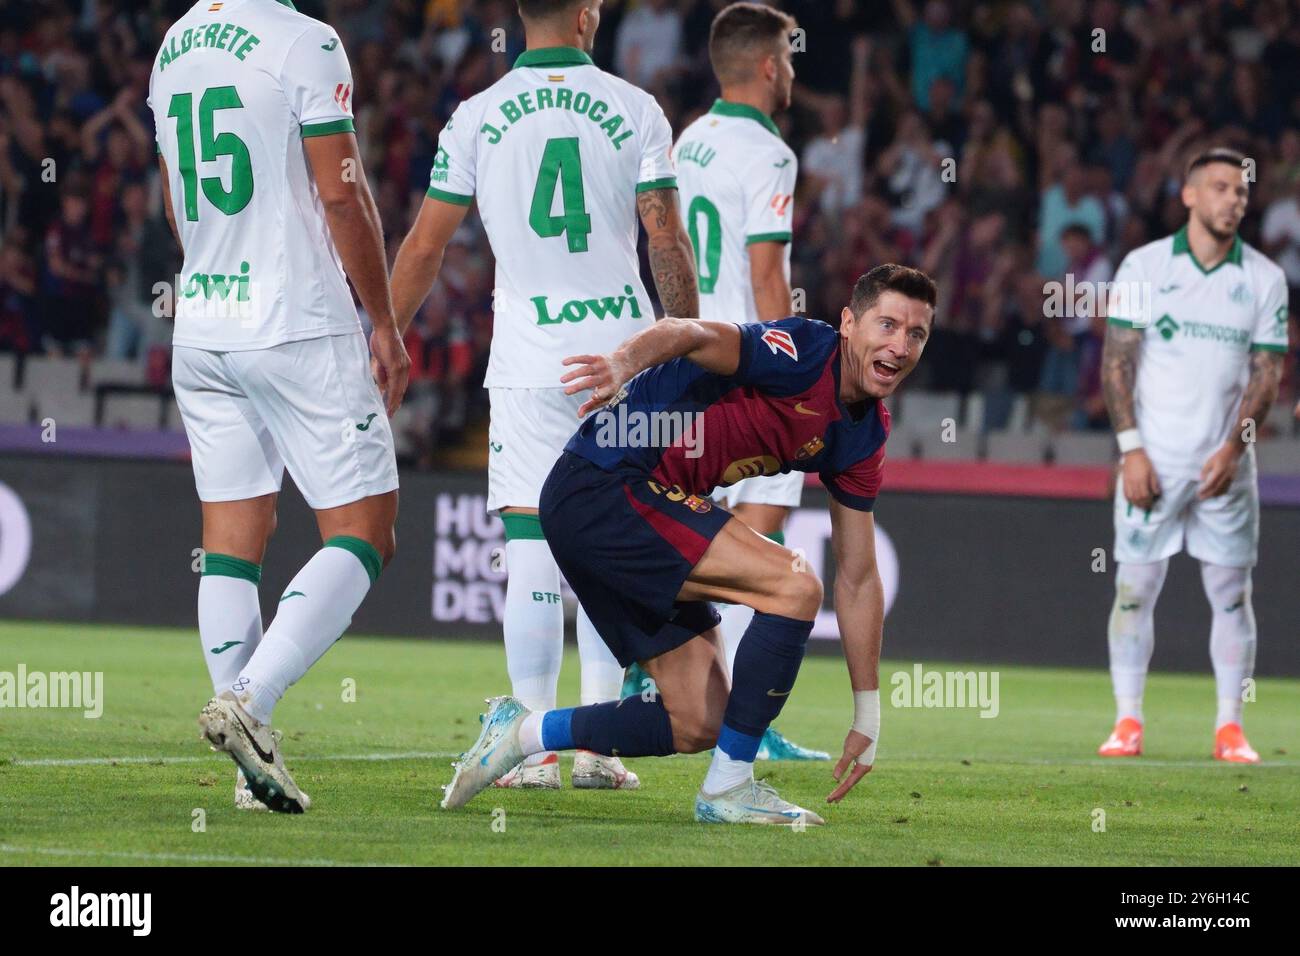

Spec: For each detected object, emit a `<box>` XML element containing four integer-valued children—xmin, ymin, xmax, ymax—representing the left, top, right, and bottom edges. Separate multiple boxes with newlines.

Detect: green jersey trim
<box><xmin>746</xmin><ymin>231</ymin><xmax>793</xmax><ymax>245</ymax></box>
<box><xmin>301</xmin><ymin>118</ymin><xmax>354</xmax><ymax>138</ymax></box>
<box><xmin>1250</xmin><ymin>342</ymin><xmax>1287</xmax><ymax>353</ymax></box>
<box><xmin>636</xmin><ymin>177</ymin><xmax>678</xmax><ymax>194</ymax></box>
<box><xmin>276</xmin><ymin>0</ymin><xmax>297</xmax><ymax>9</ymax></box>
<box><xmin>513</xmin><ymin>46</ymin><xmax>595</xmax><ymax>70</ymax></box>
<box><xmin>708</xmin><ymin>98</ymin><xmax>781</xmax><ymax>139</ymax></box>
<box><xmin>1172</xmin><ymin>225</ymin><xmax>1243</xmax><ymax>274</ymax></box>
<box><xmin>1107</xmin><ymin>317</ymin><xmax>1140</xmax><ymax>329</ymax></box>
<box><xmin>426</xmin><ymin>186</ymin><xmax>473</xmax><ymax>206</ymax></box>
<box><xmin>324</xmin><ymin>535</ymin><xmax>383</xmax><ymax>584</ymax></box>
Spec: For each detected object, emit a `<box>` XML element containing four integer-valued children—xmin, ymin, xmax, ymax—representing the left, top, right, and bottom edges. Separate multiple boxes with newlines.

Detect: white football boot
<box><xmin>441</xmin><ymin>696</ymin><xmax>529</xmax><ymax>809</ymax></box>
<box><xmin>494</xmin><ymin>752</ymin><xmax>561</xmax><ymax>789</ymax></box>
<box><xmin>198</xmin><ymin>691</ymin><xmax>311</xmax><ymax>814</ymax></box>
<box><xmin>572</xmin><ymin>750</ymin><xmax>641</xmax><ymax>790</ymax></box>
<box><xmin>234</xmin><ymin>768</ymin><xmax>268</xmax><ymax>811</ymax></box>
<box><xmin>694</xmin><ymin>778</ymin><xmax>824</xmax><ymax>826</ymax></box>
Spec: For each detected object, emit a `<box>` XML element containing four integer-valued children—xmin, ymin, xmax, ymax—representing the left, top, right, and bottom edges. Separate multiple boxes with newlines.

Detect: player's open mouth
<box><xmin>872</xmin><ymin>359</ymin><xmax>901</xmax><ymax>383</ymax></box>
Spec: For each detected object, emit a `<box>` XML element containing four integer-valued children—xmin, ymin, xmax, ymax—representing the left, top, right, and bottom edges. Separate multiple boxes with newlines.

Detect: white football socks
<box><xmin>1202</xmin><ymin>562</ymin><xmax>1255</xmax><ymax>730</ymax></box>
<box><xmin>502</xmin><ymin>531</ymin><xmax>563</xmax><ymax>765</ymax></box>
<box><xmin>236</xmin><ymin>537</ymin><xmax>380</xmax><ymax>724</ymax></box>
<box><xmin>1108</xmin><ymin>559</ymin><xmax>1167</xmax><ymax>723</ymax></box>
<box><xmin>577</xmin><ymin>606</ymin><xmax>623</xmax><ymax>706</ymax></box>
<box><xmin>198</xmin><ymin>555</ymin><xmax>264</xmax><ymax>693</ymax></box>
<box><xmin>702</xmin><ymin>747</ymin><xmax>754</xmax><ymax>796</ymax></box>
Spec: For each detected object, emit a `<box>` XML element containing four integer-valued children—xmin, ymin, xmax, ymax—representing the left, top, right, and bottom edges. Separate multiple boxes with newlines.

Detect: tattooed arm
<box><xmin>1103</xmin><ymin>323</ymin><xmax>1162</xmax><ymax>509</ymax></box>
<box><xmin>1199</xmin><ymin>349</ymin><xmax>1283</xmax><ymax>499</ymax></box>
<box><xmin>1101</xmin><ymin>323</ymin><xmax>1142</xmax><ymax>432</ymax></box>
<box><xmin>637</xmin><ymin>187</ymin><xmax>699</xmax><ymax>319</ymax></box>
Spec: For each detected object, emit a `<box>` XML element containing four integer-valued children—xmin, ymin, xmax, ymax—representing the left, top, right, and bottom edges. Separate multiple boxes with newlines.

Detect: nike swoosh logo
<box><xmin>793</xmin><ymin>402</ymin><xmax>820</xmax><ymax>416</ymax></box>
<box><xmin>766</xmin><ymin>688</ymin><xmax>792</xmax><ymax>697</ymax></box>
<box><xmin>1118</xmin><ymin>603</ymin><xmax>1140</xmax><ymax>611</ymax></box>
<box><xmin>490</xmin><ymin>442</ymin><xmax>503</xmax><ymax>452</ymax></box>
<box><xmin>209</xmin><ymin>640</ymin><xmax>244</xmax><ymax>654</ymax></box>
<box><xmin>280</xmin><ymin>591</ymin><xmax>305</xmax><ymax>602</ymax></box>
<box><xmin>1225</xmin><ymin>600</ymin><xmax>1244</xmax><ymax>612</ymax></box>
<box><xmin>356</xmin><ymin>412</ymin><xmax>379</xmax><ymax>431</ymax></box>
<box><xmin>1158</xmin><ymin>284</ymin><xmax>1179</xmax><ymax>293</ymax></box>
<box><xmin>233</xmin><ymin>711</ymin><xmax>276</xmax><ymax>765</ymax></box>
<box><xmin>774</xmin><ymin>158</ymin><xmax>790</xmax><ymax>168</ymax></box>
<box><xmin>321</xmin><ymin>38</ymin><xmax>338</xmax><ymax>51</ymax></box>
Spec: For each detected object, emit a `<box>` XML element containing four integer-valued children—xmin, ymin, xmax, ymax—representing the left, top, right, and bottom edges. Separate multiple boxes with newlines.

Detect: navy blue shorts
<box><xmin>540</xmin><ymin>451</ymin><xmax>731</xmax><ymax>667</ymax></box>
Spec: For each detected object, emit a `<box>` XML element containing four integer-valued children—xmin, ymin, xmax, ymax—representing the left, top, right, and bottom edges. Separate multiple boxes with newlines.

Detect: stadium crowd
<box><xmin>2</xmin><ymin>0</ymin><xmax>1300</xmax><ymax>459</ymax></box>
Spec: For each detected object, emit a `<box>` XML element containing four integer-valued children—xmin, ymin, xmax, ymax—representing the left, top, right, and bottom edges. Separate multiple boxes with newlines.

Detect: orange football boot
<box><xmin>1214</xmin><ymin>723</ymin><xmax>1259</xmax><ymax>763</ymax></box>
<box><xmin>1098</xmin><ymin>717</ymin><xmax>1143</xmax><ymax>756</ymax></box>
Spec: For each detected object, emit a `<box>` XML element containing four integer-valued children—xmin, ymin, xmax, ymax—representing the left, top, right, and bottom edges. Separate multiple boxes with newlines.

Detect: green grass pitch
<box><xmin>1</xmin><ymin>621</ymin><xmax>1297</xmax><ymax>866</ymax></box>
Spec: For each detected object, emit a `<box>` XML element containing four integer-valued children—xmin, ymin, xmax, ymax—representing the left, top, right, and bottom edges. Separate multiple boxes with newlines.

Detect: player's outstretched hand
<box><xmin>370</xmin><ymin>326</ymin><xmax>411</xmax><ymax>417</ymax></box>
<box><xmin>561</xmin><ymin>353</ymin><xmax>632</xmax><ymax>417</ymax></box>
<box><xmin>1120</xmin><ymin>448</ymin><xmax>1161</xmax><ymax>510</ymax></box>
<box><xmin>826</xmin><ymin>729</ymin><xmax>873</xmax><ymax>804</ymax></box>
<box><xmin>1197</xmin><ymin>442</ymin><xmax>1240</xmax><ymax>500</ymax></box>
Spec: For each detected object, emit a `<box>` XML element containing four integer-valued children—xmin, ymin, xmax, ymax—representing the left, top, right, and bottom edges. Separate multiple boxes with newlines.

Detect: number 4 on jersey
<box><xmin>529</xmin><ymin>137</ymin><xmax>591</xmax><ymax>253</ymax></box>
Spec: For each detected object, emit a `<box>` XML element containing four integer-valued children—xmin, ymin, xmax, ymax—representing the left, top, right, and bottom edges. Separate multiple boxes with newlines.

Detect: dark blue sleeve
<box><xmin>733</xmin><ymin>317</ymin><xmax>838</xmax><ymax>397</ymax></box>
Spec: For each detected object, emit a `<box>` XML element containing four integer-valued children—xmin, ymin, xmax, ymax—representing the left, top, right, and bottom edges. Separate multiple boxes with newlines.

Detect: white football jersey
<box><xmin>673</xmin><ymin>100</ymin><xmax>796</xmax><ymax>325</ymax></box>
<box><xmin>429</xmin><ymin>46</ymin><xmax>676</xmax><ymax>388</ymax></box>
<box><xmin>1108</xmin><ymin>227</ymin><xmax>1289</xmax><ymax>479</ymax></box>
<box><xmin>148</xmin><ymin>0</ymin><xmax>360</xmax><ymax>350</ymax></box>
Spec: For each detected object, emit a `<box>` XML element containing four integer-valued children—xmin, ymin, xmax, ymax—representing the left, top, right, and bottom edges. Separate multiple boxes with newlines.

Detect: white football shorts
<box><xmin>487</xmin><ymin>386</ymin><xmax>587</xmax><ymax>514</ymax></box>
<box><xmin>1113</xmin><ymin>469</ymin><xmax>1259</xmax><ymax>568</ymax></box>
<box><xmin>172</xmin><ymin>332</ymin><xmax>398</xmax><ymax>510</ymax></box>
<box><xmin>716</xmin><ymin>470</ymin><xmax>806</xmax><ymax>510</ymax></box>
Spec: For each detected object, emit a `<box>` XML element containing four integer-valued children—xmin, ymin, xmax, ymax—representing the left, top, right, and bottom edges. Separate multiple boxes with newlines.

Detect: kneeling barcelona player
<box><xmin>441</xmin><ymin>264</ymin><xmax>936</xmax><ymax>824</ymax></box>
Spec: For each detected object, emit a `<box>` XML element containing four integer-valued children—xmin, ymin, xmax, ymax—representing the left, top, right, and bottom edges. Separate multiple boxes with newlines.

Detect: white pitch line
<box><xmin>8</xmin><ymin>750</ymin><xmax>458</xmax><ymax>768</ymax></box>
<box><xmin>0</xmin><ymin>844</ymin><xmax>407</xmax><ymax>867</ymax></box>
<box><xmin>880</xmin><ymin>753</ymin><xmax>1295</xmax><ymax>769</ymax></box>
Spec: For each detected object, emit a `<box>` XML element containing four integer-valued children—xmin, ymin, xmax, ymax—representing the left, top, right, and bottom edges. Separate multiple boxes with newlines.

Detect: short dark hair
<box><xmin>708</xmin><ymin>2</ymin><xmax>796</xmax><ymax>87</ymax></box>
<box><xmin>517</xmin><ymin>0</ymin><xmax>588</xmax><ymax>21</ymax></box>
<box><xmin>849</xmin><ymin>264</ymin><xmax>938</xmax><ymax>317</ymax></box>
<box><xmin>1185</xmin><ymin>146</ymin><xmax>1247</xmax><ymax>181</ymax></box>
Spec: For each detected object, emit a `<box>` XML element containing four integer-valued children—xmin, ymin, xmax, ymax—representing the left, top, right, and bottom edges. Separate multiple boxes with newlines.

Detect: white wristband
<box><xmin>852</xmin><ymin>689</ymin><xmax>880</xmax><ymax>765</ymax></box>
<box><xmin>1116</xmin><ymin>428</ymin><xmax>1143</xmax><ymax>454</ymax></box>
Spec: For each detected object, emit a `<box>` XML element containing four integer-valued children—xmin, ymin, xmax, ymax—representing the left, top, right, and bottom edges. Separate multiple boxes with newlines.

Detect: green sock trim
<box><xmin>501</xmin><ymin>513</ymin><xmax>546</xmax><ymax>541</ymax></box>
<box><xmin>324</xmin><ymin>535</ymin><xmax>382</xmax><ymax>585</ymax></box>
<box><xmin>202</xmin><ymin>553</ymin><xmax>261</xmax><ymax>584</ymax></box>
<box><xmin>764</xmin><ymin>530</ymin><xmax>785</xmax><ymax>546</ymax></box>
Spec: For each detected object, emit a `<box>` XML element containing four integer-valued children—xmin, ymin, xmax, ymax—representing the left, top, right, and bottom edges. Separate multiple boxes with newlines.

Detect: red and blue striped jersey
<box><xmin>565</xmin><ymin>317</ymin><xmax>889</xmax><ymax>511</ymax></box>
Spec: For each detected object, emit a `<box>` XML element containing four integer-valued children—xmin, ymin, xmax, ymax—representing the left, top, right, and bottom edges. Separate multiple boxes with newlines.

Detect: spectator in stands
<box><xmin>1262</xmin><ymin>169</ymin><xmax>1300</xmax><ymax>304</ymax></box>
<box><xmin>1036</xmin><ymin>151</ymin><xmax>1106</xmax><ymax>278</ymax></box>
<box><xmin>877</xmin><ymin>108</ymin><xmax>952</xmax><ymax>238</ymax></box>
<box><xmin>0</xmin><ymin>231</ymin><xmax>37</xmax><ymax>354</ymax></box>
<box><xmin>105</xmin><ymin>181</ymin><xmax>174</xmax><ymax>361</ymax></box>
<box><xmin>799</xmin><ymin>36</ymin><xmax>870</xmax><ymax>219</ymax></box>
<box><xmin>614</xmin><ymin>0</ymin><xmax>684</xmax><ymax>92</ymax></box>
<box><xmin>893</xmin><ymin>0</ymin><xmax>969</xmax><ymax>111</ymax></box>
<box><xmin>40</xmin><ymin>184</ymin><xmax>100</xmax><ymax>358</ymax></box>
